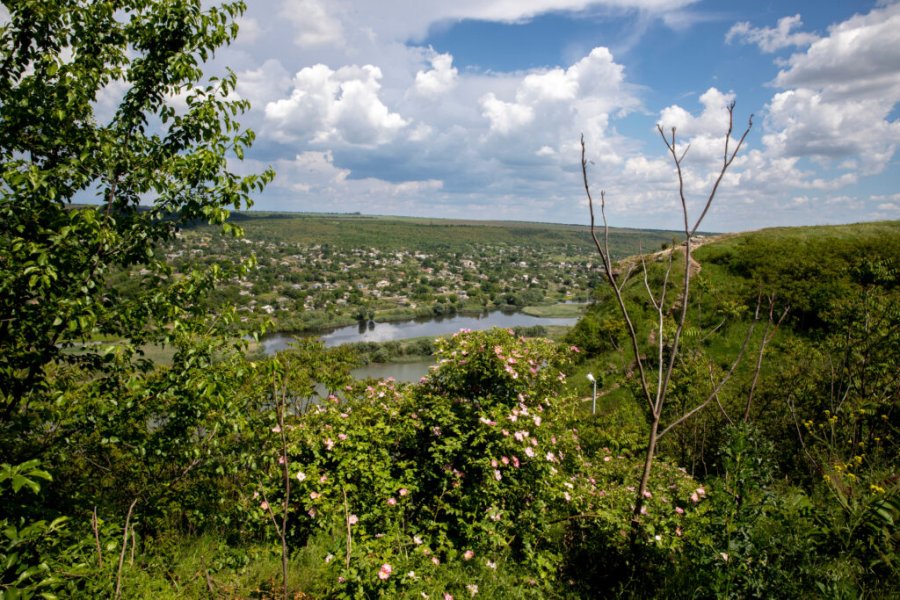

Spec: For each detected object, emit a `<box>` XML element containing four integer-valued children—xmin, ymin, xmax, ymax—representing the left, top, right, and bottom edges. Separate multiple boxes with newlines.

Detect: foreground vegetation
<box><xmin>4</xmin><ymin>220</ymin><xmax>897</xmax><ymax>598</ymax></box>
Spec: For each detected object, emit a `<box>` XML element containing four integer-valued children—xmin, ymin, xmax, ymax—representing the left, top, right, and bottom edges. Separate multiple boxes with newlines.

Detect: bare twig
<box><xmin>743</xmin><ymin>295</ymin><xmax>790</xmax><ymax>422</ymax></box>
<box><xmin>710</xmin><ymin>364</ymin><xmax>735</xmax><ymax>425</ymax></box>
<box><xmin>581</xmin><ymin>104</ymin><xmax>753</xmax><ymax>527</ymax></box>
<box><xmin>200</xmin><ymin>555</ymin><xmax>217</xmax><ymax>596</ymax></box>
<box><xmin>129</xmin><ymin>526</ymin><xmax>135</xmax><ymax>566</ymax></box>
<box><xmin>114</xmin><ymin>498</ymin><xmax>138</xmax><ymax>600</ymax></box>
<box><xmin>582</xmin><ymin>135</ymin><xmax>653</xmax><ymax>414</ymax></box>
<box><xmin>92</xmin><ymin>506</ymin><xmax>103</xmax><ymax>569</ymax></box>
<box><xmin>343</xmin><ymin>489</ymin><xmax>352</xmax><ymax>569</ymax></box>
<box><xmin>660</xmin><ymin>294</ymin><xmax>762</xmax><ymax>438</ymax></box>
<box><xmin>274</xmin><ymin>369</ymin><xmax>291</xmax><ymax>600</ymax></box>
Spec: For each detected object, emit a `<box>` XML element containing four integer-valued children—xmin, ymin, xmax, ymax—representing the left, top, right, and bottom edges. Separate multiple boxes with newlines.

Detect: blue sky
<box><xmin>209</xmin><ymin>0</ymin><xmax>899</xmax><ymax>231</ymax></box>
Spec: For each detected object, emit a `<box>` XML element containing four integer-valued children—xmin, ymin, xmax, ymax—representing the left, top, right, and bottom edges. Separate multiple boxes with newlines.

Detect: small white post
<box><xmin>587</xmin><ymin>373</ymin><xmax>597</xmax><ymax>415</ymax></box>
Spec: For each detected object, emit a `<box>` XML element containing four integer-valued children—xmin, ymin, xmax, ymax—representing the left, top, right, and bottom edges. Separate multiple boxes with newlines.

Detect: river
<box><xmin>261</xmin><ymin>310</ymin><xmax>579</xmax><ymax>355</ymax></box>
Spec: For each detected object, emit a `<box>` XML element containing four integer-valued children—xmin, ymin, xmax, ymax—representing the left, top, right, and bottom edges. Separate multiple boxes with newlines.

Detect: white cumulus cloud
<box><xmin>278</xmin><ymin>0</ymin><xmax>344</xmax><ymax>47</ymax></box>
<box><xmin>774</xmin><ymin>4</ymin><xmax>900</xmax><ymax>100</ymax></box>
<box><xmin>412</xmin><ymin>52</ymin><xmax>459</xmax><ymax>98</ymax></box>
<box><xmin>757</xmin><ymin>4</ymin><xmax>900</xmax><ymax>182</ymax></box>
<box><xmin>725</xmin><ymin>15</ymin><xmax>819</xmax><ymax>52</ymax></box>
<box><xmin>265</xmin><ymin>64</ymin><xmax>409</xmax><ymax>146</ymax></box>
<box><xmin>480</xmin><ymin>93</ymin><xmax>536</xmax><ymax>134</ymax></box>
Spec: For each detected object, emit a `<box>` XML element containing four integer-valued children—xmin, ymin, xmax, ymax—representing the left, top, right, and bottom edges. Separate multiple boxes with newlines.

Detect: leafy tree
<box><xmin>0</xmin><ymin>1</ymin><xmax>271</xmax><ymax>594</ymax></box>
<box><xmin>0</xmin><ymin>0</ymin><xmax>273</xmax><ymax>414</ymax></box>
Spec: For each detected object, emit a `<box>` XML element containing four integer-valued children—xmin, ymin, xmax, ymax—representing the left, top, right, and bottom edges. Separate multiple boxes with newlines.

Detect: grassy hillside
<box><xmin>569</xmin><ymin>221</ymin><xmax>899</xmax><ymax>476</ymax></box>
<box><xmin>208</xmin><ymin>211</ymin><xmax>681</xmax><ymax>258</ymax></box>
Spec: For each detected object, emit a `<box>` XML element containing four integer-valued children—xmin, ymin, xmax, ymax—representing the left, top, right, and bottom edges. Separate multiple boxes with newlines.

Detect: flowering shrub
<box><xmin>254</xmin><ymin>328</ymin><xmax>581</xmax><ymax>596</ymax></box>
<box><xmin>559</xmin><ymin>451</ymin><xmax>708</xmax><ymax>595</ymax></box>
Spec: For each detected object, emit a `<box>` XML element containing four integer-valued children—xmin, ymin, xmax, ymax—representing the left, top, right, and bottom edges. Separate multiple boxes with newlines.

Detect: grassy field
<box><xmin>216</xmin><ymin>211</ymin><xmax>682</xmax><ymax>258</ymax></box>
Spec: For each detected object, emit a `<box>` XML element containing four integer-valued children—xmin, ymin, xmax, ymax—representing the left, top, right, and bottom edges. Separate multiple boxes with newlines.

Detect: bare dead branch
<box><xmin>787</xmin><ymin>394</ymin><xmax>817</xmax><ymax>469</ymax></box>
<box><xmin>690</xmin><ymin>104</ymin><xmax>753</xmax><ymax>236</ymax></box>
<box><xmin>92</xmin><ymin>506</ymin><xmax>103</xmax><ymax>569</ymax></box>
<box><xmin>582</xmin><ymin>135</ymin><xmax>654</xmax><ymax>412</ymax></box>
<box><xmin>710</xmin><ymin>364</ymin><xmax>735</xmax><ymax>425</ymax></box>
<box><xmin>114</xmin><ymin>498</ymin><xmax>139</xmax><ymax>600</ymax></box>
<box><xmin>582</xmin><ymin>105</ymin><xmax>752</xmax><ymax>527</ymax></box>
<box><xmin>274</xmin><ymin>370</ymin><xmax>291</xmax><ymax>599</ymax></box>
<box><xmin>343</xmin><ymin>488</ymin><xmax>353</xmax><ymax>569</ymax></box>
<box><xmin>744</xmin><ymin>295</ymin><xmax>790</xmax><ymax>422</ymax></box>
<box><xmin>659</xmin><ymin>299</ymin><xmax>761</xmax><ymax>439</ymax></box>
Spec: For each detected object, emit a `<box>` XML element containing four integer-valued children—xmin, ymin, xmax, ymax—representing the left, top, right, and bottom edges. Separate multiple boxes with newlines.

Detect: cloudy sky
<box><xmin>210</xmin><ymin>0</ymin><xmax>899</xmax><ymax>231</ymax></box>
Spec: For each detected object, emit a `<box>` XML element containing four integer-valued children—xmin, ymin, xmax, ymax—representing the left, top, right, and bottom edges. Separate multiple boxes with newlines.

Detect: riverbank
<box><xmin>521</xmin><ymin>303</ymin><xmax>587</xmax><ymax>318</ymax></box>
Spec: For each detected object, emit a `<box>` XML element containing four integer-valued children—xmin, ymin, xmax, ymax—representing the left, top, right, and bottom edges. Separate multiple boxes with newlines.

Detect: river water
<box><xmin>261</xmin><ymin>310</ymin><xmax>579</xmax><ymax>355</ymax></box>
<box><xmin>351</xmin><ymin>361</ymin><xmax>433</xmax><ymax>383</ymax></box>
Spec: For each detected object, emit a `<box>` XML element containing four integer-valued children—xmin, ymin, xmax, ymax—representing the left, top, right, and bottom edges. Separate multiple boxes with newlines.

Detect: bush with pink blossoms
<box><xmin>256</xmin><ymin>328</ymin><xmax>582</xmax><ymax>596</ymax></box>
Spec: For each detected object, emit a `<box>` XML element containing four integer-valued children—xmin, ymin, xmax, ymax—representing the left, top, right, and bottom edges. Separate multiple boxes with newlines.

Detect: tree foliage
<box><xmin>0</xmin><ymin>1</ymin><xmax>273</xmax><ymax>595</ymax></box>
<box><xmin>0</xmin><ymin>0</ymin><xmax>272</xmax><ymax>410</ymax></box>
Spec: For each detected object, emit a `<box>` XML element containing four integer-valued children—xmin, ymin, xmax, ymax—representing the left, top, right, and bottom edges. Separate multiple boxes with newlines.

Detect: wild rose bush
<box><xmin>253</xmin><ymin>328</ymin><xmax>583</xmax><ymax>596</ymax></box>
<box><xmin>251</xmin><ymin>328</ymin><xmax>713</xmax><ymax>597</ymax></box>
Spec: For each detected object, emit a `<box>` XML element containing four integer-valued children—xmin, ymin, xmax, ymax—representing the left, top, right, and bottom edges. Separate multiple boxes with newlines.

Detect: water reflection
<box><xmin>262</xmin><ymin>310</ymin><xmax>578</xmax><ymax>354</ymax></box>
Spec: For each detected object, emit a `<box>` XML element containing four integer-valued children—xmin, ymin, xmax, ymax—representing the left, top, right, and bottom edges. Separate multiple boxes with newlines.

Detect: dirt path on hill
<box><xmin>612</xmin><ymin>233</ymin><xmax>732</xmax><ymax>278</ymax></box>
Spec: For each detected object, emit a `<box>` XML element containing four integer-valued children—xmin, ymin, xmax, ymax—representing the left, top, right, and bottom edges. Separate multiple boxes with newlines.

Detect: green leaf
<box><xmin>11</xmin><ymin>474</ymin><xmax>40</xmax><ymax>494</ymax></box>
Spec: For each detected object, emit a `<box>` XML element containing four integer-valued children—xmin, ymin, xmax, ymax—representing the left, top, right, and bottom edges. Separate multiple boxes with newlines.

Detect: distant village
<box><xmin>160</xmin><ymin>230</ymin><xmax>600</xmax><ymax>332</ymax></box>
